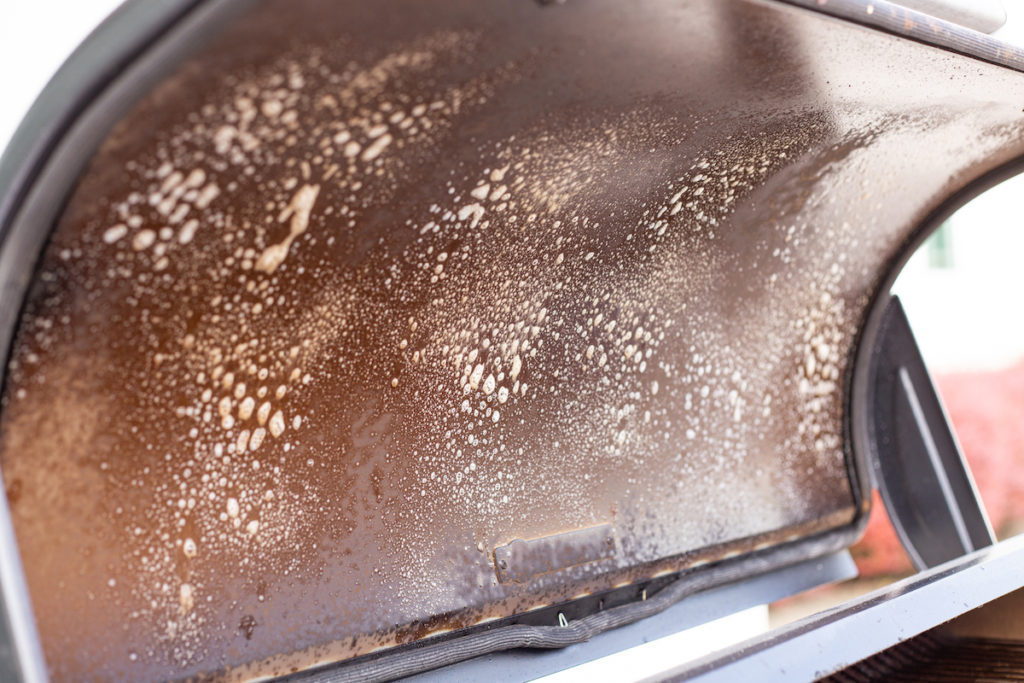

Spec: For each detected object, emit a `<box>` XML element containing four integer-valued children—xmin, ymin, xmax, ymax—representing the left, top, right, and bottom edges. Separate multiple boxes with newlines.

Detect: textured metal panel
<box><xmin>824</xmin><ymin>634</ymin><xmax>1024</xmax><ymax>681</ymax></box>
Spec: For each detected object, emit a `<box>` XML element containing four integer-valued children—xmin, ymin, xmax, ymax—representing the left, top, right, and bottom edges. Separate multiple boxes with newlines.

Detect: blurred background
<box><xmin>3</xmin><ymin>0</ymin><xmax>1024</xmax><ymax>678</ymax></box>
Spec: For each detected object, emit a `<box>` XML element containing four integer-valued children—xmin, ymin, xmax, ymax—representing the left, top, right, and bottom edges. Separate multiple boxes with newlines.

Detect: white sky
<box><xmin>0</xmin><ymin>0</ymin><xmax>123</xmax><ymax>157</ymax></box>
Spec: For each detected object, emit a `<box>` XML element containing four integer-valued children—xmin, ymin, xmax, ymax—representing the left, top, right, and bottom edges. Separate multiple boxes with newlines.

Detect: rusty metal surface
<box><xmin>2</xmin><ymin>0</ymin><xmax>1024</xmax><ymax>680</ymax></box>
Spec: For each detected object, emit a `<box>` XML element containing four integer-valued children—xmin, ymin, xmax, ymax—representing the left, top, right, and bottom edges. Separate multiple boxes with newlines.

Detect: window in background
<box><xmin>927</xmin><ymin>222</ymin><xmax>954</xmax><ymax>269</ymax></box>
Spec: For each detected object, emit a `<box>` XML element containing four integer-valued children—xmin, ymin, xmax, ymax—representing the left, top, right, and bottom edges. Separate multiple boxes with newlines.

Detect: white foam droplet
<box><xmin>238</xmin><ymin>396</ymin><xmax>255</xmax><ymax>420</ymax></box>
<box><xmin>269</xmin><ymin>410</ymin><xmax>286</xmax><ymax>437</ymax></box>
<box><xmin>178</xmin><ymin>219</ymin><xmax>200</xmax><ymax>245</ymax></box>
<box><xmin>250</xmin><ymin>427</ymin><xmax>266</xmax><ymax>451</ymax></box>
<box><xmin>469</xmin><ymin>363</ymin><xmax>485</xmax><ymax>390</ymax></box>
<box><xmin>361</xmin><ymin>133</ymin><xmax>392</xmax><ymax>161</ymax></box>
<box><xmin>256</xmin><ymin>184</ymin><xmax>320</xmax><ymax>273</ymax></box>
<box><xmin>131</xmin><ymin>230</ymin><xmax>156</xmax><ymax>251</ymax></box>
<box><xmin>257</xmin><ymin>401</ymin><xmax>272</xmax><ymax>425</ymax></box>
<box><xmin>470</xmin><ymin>183</ymin><xmax>490</xmax><ymax>201</ymax></box>
<box><xmin>179</xmin><ymin>583</ymin><xmax>194</xmax><ymax>613</ymax></box>
<box><xmin>103</xmin><ymin>224</ymin><xmax>128</xmax><ymax>244</ymax></box>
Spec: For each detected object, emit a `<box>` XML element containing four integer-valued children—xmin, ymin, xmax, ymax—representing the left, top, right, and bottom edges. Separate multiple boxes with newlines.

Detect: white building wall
<box><xmin>895</xmin><ymin>173</ymin><xmax>1024</xmax><ymax>373</ymax></box>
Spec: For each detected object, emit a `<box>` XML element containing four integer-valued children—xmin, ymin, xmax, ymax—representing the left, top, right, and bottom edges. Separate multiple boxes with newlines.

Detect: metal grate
<box><xmin>824</xmin><ymin>633</ymin><xmax>1024</xmax><ymax>682</ymax></box>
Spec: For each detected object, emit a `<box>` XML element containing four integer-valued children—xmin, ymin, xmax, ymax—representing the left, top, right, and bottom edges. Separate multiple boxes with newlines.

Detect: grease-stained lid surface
<box><xmin>3</xmin><ymin>0</ymin><xmax>1024</xmax><ymax>680</ymax></box>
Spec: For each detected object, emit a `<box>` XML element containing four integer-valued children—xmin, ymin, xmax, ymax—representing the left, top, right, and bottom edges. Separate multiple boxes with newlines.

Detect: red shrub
<box><xmin>850</xmin><ymin>362</ymin><xmax>1024</xmax><ymax>577</ymax></box>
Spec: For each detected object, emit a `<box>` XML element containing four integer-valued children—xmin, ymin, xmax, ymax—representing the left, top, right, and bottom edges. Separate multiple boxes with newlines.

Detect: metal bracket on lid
<box><xmin>863</xmin><ymin>295</ymin><xmax>994</xmax><ymax>569</ymax></box>
<box><xmin>493</xmin><ymin>524</ymin><xmax>617</xmax><ymax>584</ymax></box>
